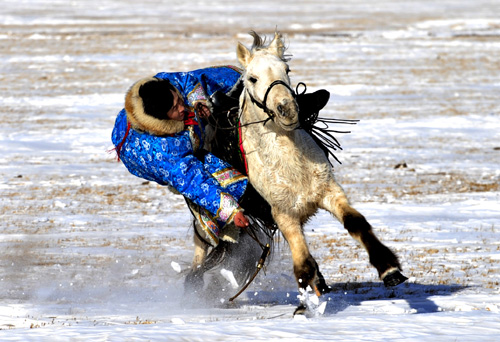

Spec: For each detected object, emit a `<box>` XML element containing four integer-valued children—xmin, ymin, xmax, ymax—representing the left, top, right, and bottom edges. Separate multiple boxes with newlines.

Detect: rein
<box><xmin>229</xmin><ymin>226</ymin><xmax>272</xmax><ymax>302</ymax></box>
<box><xmin>236</xmin><ymin>80</ymin><xmax>298</xmax><ymax>174</ymax></box>
<box><xmin>208</xmin><ymin>78</ymin><xmax>304</xmax><ymax>130</ymax></box>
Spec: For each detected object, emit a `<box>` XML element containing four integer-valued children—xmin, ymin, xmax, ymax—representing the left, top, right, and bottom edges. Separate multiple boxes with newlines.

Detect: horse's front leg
<box><xmin>272</xmin><ymin>209</ymin><xmax>330</xmax><ymax>296</ymax></box>
<box><xmin>320</xmin><ymin>181</ymin><xmax>408</xmax><ymax>287</ymax></box>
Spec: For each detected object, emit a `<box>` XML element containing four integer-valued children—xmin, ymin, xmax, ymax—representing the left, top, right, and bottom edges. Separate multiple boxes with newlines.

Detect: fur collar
<box><xmin>125</xmin><ymin>77</ymin><xmax>185</xmax><ymax>136</ymax></box>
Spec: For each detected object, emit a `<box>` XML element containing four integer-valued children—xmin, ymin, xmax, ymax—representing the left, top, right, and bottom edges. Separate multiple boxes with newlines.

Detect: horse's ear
<box><xmin>268</xmin><ymin>32</ymin><xmax>285</xmax><ymax>58</ymax></box>
<box><xmin>237</xmin><ymin>42</ymin><xmax>251</xmax><ymax>67</ymax></box>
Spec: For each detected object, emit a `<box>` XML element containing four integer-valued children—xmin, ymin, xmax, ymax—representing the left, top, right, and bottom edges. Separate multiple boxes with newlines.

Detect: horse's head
<box><xmin>237</xmin><ymin>31</ymin><xmax>299</xmax><ymax>131</ymax></box>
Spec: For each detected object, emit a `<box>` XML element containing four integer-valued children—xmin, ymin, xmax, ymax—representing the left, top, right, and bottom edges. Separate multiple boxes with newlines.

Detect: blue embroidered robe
<box><xmin>111</xmin><ymin>66</ymin><xmax>246</xmax><ymax>241</ymax></box>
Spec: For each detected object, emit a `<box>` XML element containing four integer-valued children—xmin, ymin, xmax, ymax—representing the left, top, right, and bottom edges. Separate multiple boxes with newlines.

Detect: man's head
<box><xmin>139</xmin><ymin>78</ymin><xmax>187</xmax><ymax>121</ymax></box>
<box><xmin>124</xmin><ymin>77</ymin><xmax>186</xmax><ymax>135</ymax></box>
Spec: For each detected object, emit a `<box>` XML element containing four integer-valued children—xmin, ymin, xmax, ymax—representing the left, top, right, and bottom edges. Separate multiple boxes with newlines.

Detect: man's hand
<box><xmin>234</xmin><ymin>211</ymin><xmax>249</xmax><ymax>228</ymax></box>
<box><xmin>196</xmin><ymin>103</ymin><xmax>211</xmax><ymax>119</ymax></box>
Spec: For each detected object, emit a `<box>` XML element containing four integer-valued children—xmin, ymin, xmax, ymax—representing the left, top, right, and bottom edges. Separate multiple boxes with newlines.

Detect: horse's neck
<box><xmin>240</xmin><ymin>99</ymin><xmax>296</xmax><ymax>161</ymax></box>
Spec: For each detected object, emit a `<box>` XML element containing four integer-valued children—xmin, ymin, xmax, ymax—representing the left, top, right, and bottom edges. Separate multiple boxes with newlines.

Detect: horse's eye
<box><xmin>248</xmin><ymin>76</ymin><xmax>258</xmax><ymax>84</ymax></box>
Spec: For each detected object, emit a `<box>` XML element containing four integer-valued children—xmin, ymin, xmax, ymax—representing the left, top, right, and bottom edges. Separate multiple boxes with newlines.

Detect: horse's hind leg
<box><xmin>272</xmin><ymin>209</ymin><xmax>330</xmax><ymax>296</ymax></box>
<box><xmin>320</xmin><ymin>182</ymin><xmax>407</xmax><ymax>287</ymax></box>
<box><xmin>343</xmin><ymin>209</ymin><xmax>408</xmax><ymax>286</ymax></box>
<box><xmin>184</xmin><ymin>220</ymin><xmax>209</xmax><ymax>294</ymax></box>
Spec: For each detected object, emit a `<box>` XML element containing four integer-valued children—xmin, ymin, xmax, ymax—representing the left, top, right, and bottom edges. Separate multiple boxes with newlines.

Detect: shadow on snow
<box><xmin>233</xmin><ymin>282</ymin><xmax>468</xmax><ymax>315</ymax></box>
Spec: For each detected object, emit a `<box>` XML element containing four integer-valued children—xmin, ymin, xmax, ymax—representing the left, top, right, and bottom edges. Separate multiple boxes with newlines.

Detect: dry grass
<box><xmin>1</xmin><ymin>2</ymin><xmax>499</xmax><ymax>313</ymax></box>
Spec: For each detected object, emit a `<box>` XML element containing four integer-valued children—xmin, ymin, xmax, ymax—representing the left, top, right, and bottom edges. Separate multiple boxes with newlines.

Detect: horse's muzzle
<box><xmin>276</xmin><ymin>99</ymin><xmax>299</xmax><ymax>130</ymax></box>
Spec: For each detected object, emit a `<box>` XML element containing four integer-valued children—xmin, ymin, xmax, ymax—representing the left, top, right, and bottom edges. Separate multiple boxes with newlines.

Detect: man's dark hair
<box><xmin>139</xmin><ymin>78</ymin><xmax>176</xmax><ymax>120</ymax></box>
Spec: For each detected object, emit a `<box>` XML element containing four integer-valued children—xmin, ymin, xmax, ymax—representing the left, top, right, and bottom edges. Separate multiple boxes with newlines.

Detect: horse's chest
<box><xmin>243</xmin><ymin>130</ymin><xmax>330</xmax><ymax>208</ymax></box>
<box><xmin>248</xmin><ymin>147</ymin><xmax>321</xmax><ymax>203</ymax></box>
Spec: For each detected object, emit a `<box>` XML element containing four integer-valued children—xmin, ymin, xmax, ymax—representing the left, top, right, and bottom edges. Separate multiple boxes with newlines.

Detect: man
<box><xmin>111</xmin><ymin>66</ymin><xmax>249</xmax><ymax>247</ymax></box>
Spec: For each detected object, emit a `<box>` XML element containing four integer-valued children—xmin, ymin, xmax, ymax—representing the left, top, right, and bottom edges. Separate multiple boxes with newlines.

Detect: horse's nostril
<box><xmin>277</xmin><ymin>104</ymin><xmax>286</xmax><ymax>117</ymax></box>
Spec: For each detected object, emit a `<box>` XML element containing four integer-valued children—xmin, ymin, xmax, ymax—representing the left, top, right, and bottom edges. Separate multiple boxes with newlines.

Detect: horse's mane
<box><xmin>249</xmin><ymin>30</ymin><xmax>291</xmax><ymax>62</ymax></box>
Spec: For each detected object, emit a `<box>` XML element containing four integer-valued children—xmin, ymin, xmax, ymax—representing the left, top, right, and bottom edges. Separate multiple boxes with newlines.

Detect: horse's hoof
<box><xmin>382</xmin><ymin>270</ymin><xmax>408</xmax><ymax>287</ymax></box>
<box><xmin>293</xmin><ymin>303</ymin><xmax>307</xmax><ymax>316</ymax></box>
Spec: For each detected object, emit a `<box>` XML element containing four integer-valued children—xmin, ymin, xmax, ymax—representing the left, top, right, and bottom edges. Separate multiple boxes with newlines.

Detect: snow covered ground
<box><xmin>1</xmin><ymin>0</ymin><xmax>499</xmax><ymax>340</ymax></box>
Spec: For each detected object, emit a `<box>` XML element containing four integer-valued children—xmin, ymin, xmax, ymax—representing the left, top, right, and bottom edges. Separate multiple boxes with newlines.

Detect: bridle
<box><xmin>206</xmin><ymin>78</ymin><xmax>308</xmax><ymax>131</ymax></box>
<box><xmin>244</xmin><ymin>79</ymin><xmax>306</xmax><ymax>126</ymax></box>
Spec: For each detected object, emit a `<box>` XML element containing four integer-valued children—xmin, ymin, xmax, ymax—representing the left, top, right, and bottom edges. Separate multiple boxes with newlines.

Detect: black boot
<box><xmin>209</xmin><ymin>78</ymin><xmax>244</xmax><ymax>116</ymax></box>
<box><xmin>210</xmin><ymin>90</ymin><xmax>240</xmax><ymax>115</ymax></box>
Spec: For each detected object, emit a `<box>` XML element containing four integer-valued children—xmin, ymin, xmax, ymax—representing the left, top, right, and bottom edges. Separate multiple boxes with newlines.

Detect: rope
<box><xmin>228</xmin><ymin>219</ymin><xmax>278</xmax><ymax>302</ymax></box>
<box><xmin>229</xmin><ymin>243</ymin><xmax>271</xmax><ymax>302</ymax></box>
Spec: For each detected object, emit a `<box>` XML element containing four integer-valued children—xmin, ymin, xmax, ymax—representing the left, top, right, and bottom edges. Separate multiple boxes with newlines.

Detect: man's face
<box><xmin>166</xmin><ymin>91</ymin><xmax>187</xmax><ymax>121</ymax></box>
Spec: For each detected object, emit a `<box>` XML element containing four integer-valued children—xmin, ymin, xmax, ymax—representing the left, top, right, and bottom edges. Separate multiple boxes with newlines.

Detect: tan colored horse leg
<box><xmin>184</xmin><ymin>220</ymin><xmax>209</xmax><ymax>294</ymax></box>
<box><xmin>192</xmin><ymin>229</ymin><xmax>209</xmax><ymax>268</ymax></box>
<box><xmin>320</xmin><ymin>181</ymin><xmax>405</xmax><ymax>284</ymax></box>
<box><xmin>272</xmin><ymin>209</ymin><xmax>329</xmax><ymax>295</ymax></box>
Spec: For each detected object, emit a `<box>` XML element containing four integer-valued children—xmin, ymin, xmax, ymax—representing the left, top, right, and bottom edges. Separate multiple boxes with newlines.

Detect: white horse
<box><xmin>186</xmin><ymin>31</ymin><xmax>407</xmax><ymax>305</ymax></box>
<box><xmin>235</xmin><ymin>31</ymin><xmax>407</xmax><ymax>295</ymax></box>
